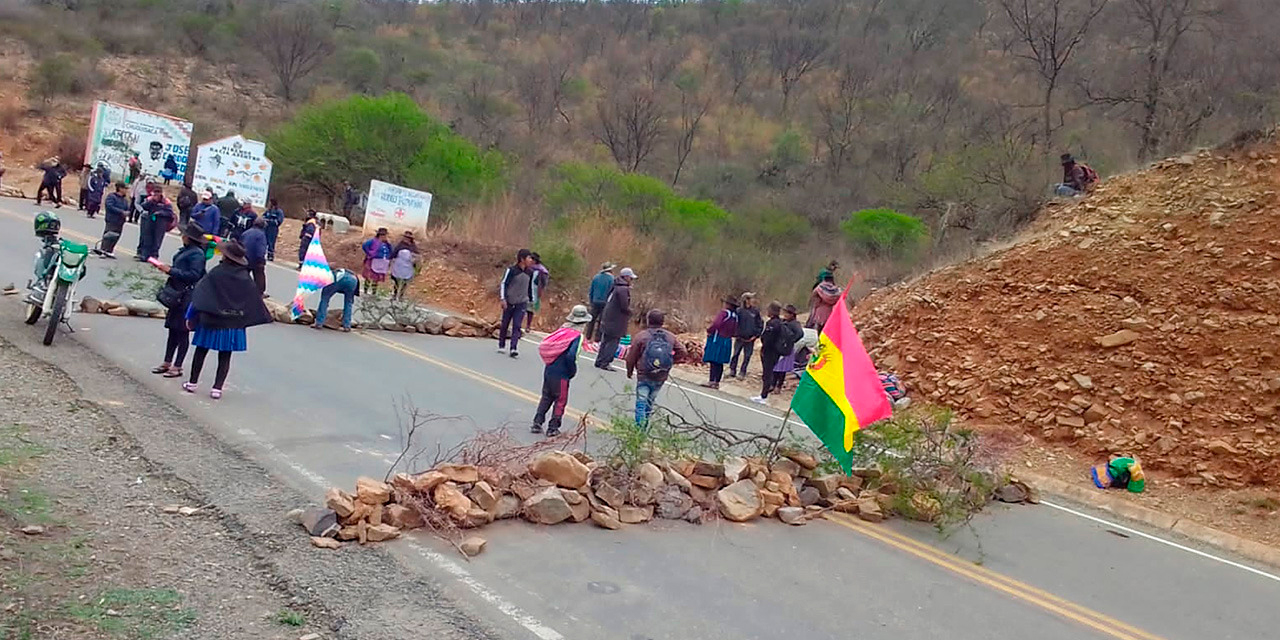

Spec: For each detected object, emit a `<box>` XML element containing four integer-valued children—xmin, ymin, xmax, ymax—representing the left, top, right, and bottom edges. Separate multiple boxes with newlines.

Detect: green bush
<box><xmin>545</xmin><ymin>163</ymin><xmax>728</xmax><ymax>235</ymax></box>
<box><xmin>840</xmin><ymin>208</ymin><xmax>929</xmax><ymax>261</ymax></box>
<box><xmin>337</xmin><ymin>47</ymin><xmax>383</xmax><ymax>93</ymax></box>
<box><xmin>266</xmin><ymin>93</ymin><xmax>504</xmax><ymax>215</ymax></box>
<box><xmin>28</xmin><ymin>54</ymin><xmax>99</xmax><ymax>101</ymax></box>
<box><xmin>532</xmin><ymin>237</ymin><xmax>585</xmax><ymax>286</ymax></box>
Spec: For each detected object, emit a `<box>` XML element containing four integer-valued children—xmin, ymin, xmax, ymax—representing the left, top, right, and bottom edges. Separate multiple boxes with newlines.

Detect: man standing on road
<box><xmin>297</xmin><ymin>210</ymin><xmax>318</xmax><ymax>268</ymax></box>
<box><xmin>176</xmin><ymin>180</ymin><xmax>198</xmax><ymax>230</ymax></box>
<box><xmin>585</xmin><ymin>262</ymin><xmax>615</xmax><ymax>342</ymax></box>
<box><xmin>341</xmin><ymin>180</ymin><xmax>359</xmax><ymax>218</ymax></box>
<box><xmin>625</xmin><ymin>309</ymin><xmax>686</xmax><ymax>429</ymax></box>
<box><xmin>138</xmin><ymin>188</ymin><xmax>175</xmax><ymax>261</ymax></box>
<box><xmin>261</xmin><ymin>198</ymin><xmax>285</xmax><ymax>261</ymax></box>
<box><xmin>241</xmin><ymin>218</ymin><xmax>269</xmax><ymax>298</ymax></box>
<box><xmin>313</xmin><ymin>267</ymin><xmax>360</xmax><ymax>332</ymax></box>
<box><xmin>190</xmin><ymin>190</ymin><xmax>220</xmax><ymax>239</ymax></box>
<box><xmin>93</xmin><ymin>182</ymin><xmax>129</xmax><ymax>258</ymax></box>
<box><xmin>231</xmin><ymin>199</ymin><xmax>257</xmax><ymax>241</ymax></box>
<box><xmin>35</xmin><ymin>157</ymin><xmax>65</xmax><ymax>208</ymax></box>
<box><xmin>497</xmin><ymin>249</ymin><xmax>535</xmax><ymax>359</ymax></box>
<box><xmin>216</xmin><ymin>190</ymin><xmax>239</xmax><ymax>236</ymax></box>
<box><xmin>595</xmin><ymin>267</ymin><xmax>636</xmax><ymax>370</ymax></box>
<box><xmin>727</xmin><ymin>292</ymin><xmax>762</xmax><ymax>380</ymax></box>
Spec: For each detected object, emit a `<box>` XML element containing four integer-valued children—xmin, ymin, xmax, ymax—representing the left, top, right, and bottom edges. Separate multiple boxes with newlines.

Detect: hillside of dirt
<box><xmin>853</xmin><ymin>140</ymin><xmax>1280</xmax><ymax>500</ymax></box>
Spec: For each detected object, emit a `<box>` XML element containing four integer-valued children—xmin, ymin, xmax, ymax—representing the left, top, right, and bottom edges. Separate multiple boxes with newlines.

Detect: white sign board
<box><xmin>84</xmin><ymin>101</ymin><xmax>193</xmax><ymax>182</ymax></box>
<box><xmin>192</xmin><ymin>135</ymin><xmax>273</xmax><ymax>207</ymax></box>
<box><xmin>363</xmin><ymin>179</ymin><xmax>432</xmax><ymax>235</ymax></box>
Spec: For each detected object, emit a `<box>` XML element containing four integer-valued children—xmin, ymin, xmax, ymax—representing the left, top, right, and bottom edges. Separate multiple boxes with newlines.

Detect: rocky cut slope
<box><xmin>853</xmin><ymin>140</ymin><xmax>1280</xmax><ymax>489</ymax></box>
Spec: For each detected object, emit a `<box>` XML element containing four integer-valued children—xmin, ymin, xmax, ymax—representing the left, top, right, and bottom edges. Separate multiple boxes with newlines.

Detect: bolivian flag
<box><xmin>790</xmin><ymin>290</ymin><xmax>892</xmax><ymax>475</ymax></box>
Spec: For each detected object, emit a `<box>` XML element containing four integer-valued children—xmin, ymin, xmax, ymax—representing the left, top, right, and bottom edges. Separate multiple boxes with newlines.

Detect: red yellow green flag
<box><xmin>789</xmin><ymin>290</ymin><xmax>892</xmax><ymax>475</ymax></box>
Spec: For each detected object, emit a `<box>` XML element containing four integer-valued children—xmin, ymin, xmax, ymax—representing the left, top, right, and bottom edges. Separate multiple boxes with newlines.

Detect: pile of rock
<box><xmin>262</xmin><ymin>298</ymin><xmax>497</xmax><ymax>337</ymax></box>
<box><xmin>297</xmin><ymin>448</ymin><xmax>916</xmax><ymax>556</ymax></box>
<box><xmin>79</xmin><ymin>297</ymin><xmax>165</xmax><ymax>318</ymax></box>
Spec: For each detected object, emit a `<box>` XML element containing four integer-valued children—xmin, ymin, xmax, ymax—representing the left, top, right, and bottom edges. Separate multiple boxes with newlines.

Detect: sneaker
<box><xmin>725</xmin><ymin>373</ymin><xmax>737</xmax><ymax>380</ymax></box>
<box><xmin>181</xmin><ymin>382</ymin><xmax>197</xmax><ymax>394</ymax></box>
<box><xmin>497</xmin><ymin>347</ymin><xmax>507</xmax><ymax>354</ymax></box>
<box><xmin>509</xmin><ymin>350</ymin><xmax>519</xmax><ymax>359</ymax></box>
<box><xmin>530</xmin><ymin>424</ymin><xmax>543</xmax><ymax>434</ymax></box>
<box><xmin>103</xmin><ymin>252</ymin><xmax>117</xmax><ymax>259</ymax></box>
<box><xmin>750</xmin><ymin>396</ymin><xmax>768</xmax><ymax>405</ymax></box>
<box><xmin>545</xmin><ymin>428</ymin><xmax>560</xmax><ymax>437</ymax></box>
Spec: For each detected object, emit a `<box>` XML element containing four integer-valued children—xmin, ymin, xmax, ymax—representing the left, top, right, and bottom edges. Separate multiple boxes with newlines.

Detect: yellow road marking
<box><xmin>826</xmin><ymin>513</ymin><xmax>1167</xmax><ymax>640</ymax></box>
<box><xmin>2</xmin><ymin>203</ymin><xmax>1165</xmax><ymax>639</ymax></box>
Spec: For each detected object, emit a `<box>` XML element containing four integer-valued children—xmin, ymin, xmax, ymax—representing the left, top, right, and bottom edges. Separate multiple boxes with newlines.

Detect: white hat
<box><xmin>620</xmin><ymin>267</ymin><xmax>638</xmax><ymax>279</ymax></box>
<box><xmin>565</xmin><ymin>304</ymin><xmax>592</xmax><ymax>324</ymax></box>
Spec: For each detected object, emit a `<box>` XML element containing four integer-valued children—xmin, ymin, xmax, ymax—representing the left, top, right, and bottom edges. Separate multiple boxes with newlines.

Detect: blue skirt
<box><xmin>703</xmin><ymin>334</ymin><xmax>733</xmax><ymax>364</ymax></box>
<box><xmin>192</xmin><ymin>326</ymin><xmax>247</xmax><ymax>352</ymax></box>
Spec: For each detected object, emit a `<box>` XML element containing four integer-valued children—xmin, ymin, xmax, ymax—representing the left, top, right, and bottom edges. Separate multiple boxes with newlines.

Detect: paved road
<box><xmin>1</xmin><ymin>196</ymin><xmax>1278</xmax><ymax>640</ymax></box>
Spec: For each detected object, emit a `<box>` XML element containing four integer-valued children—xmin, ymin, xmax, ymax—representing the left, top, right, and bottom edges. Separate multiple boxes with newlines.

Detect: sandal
<box><xmin>181</xmin><ymin>382</ymin><xmax>197</xmax><ymax>394</ymax></box>
<box><xmin>151</xmin><ymin>364</ymin><xmax>171</xmax><ymax>374</ymax></box>
<box><xmin>210</xmin><ymin>389</ymin><xmax>223</xmax><ymax>400</ymax></box>
<box><xmin>163</xmin><ymin>368</ymin><xmax>183</xmax><ymax>378</ymax></box>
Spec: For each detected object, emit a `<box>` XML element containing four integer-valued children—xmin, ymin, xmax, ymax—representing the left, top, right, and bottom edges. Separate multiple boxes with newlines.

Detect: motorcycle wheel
<box><xmin>43</xmin><ymin>280</ymin><xmax>69</xmax><ymax>346</ymax></box>
<box><xmin>24</xmin><ymin>301</ymin><xmax>41</xmax><ymax>325</ymax></box>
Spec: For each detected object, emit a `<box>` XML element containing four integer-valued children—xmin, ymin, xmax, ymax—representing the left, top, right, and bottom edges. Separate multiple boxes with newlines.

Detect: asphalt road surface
<box><xmin>1</xmin><ymin>196</ymin><xmax>1277</xmax><ymax>640</ymax></box>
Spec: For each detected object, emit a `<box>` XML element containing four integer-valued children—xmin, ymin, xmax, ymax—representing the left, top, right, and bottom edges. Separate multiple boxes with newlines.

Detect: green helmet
<box><xmin>33</xmin><ymin>211</ymin><xmax>61</xmax><ymax>237</ymax></box>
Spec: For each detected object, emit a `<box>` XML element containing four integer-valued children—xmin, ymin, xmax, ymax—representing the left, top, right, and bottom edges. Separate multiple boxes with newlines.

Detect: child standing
<box><xmin>532</xmin><ymin>305</ymin><xmax>592</xmax><ymax>437</ymax></box>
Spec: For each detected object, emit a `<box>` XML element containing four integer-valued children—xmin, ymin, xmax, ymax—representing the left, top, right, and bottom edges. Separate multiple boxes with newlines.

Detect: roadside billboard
<box><xmin>84</xmin><ymin>101</ymin><xmax>193</xmax><ymax>181</ymax></box>
<box><xmin>192</xmin><ymin>135</ymin><xmax>273</xmax><ymax>207</ymax></box>
<box><xmin>363</xmin><ymin>179</ymin><xmax>432</xmax><ymax>236</ymax></box>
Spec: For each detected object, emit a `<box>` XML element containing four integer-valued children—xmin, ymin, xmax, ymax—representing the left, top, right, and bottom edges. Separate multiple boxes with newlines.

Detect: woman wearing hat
<box><xmin>390</xmin><ymin>230</ymin><xmax>419</xmax><ymax>301</ymax></box>
<box><xmin>701</xmin><ymin>296</ymin><xmax>740</xmax><ymax>389</ymax></box>
<box><xmin>182</xmin><ymin>240</ymin><xmax>271</xmax><ymax>399</ymax></box>
<box><xmin>361</xmin><ymin>227</ymin><xmax>393</xmax><ymax>295</ymax></box>
<box><xmin>531</xmin><ymin>304</ymin><xmax>592</xmax><ymax>437</ymax></box>
<box><xmin>150</xmin><ymin>224</ymin><xmax>209</xmax><ymax>380</ymax></box>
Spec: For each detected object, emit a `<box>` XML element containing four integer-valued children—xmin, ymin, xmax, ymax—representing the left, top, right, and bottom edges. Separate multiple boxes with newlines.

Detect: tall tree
<box><xmin>258</xmin><ymin>3</ymin><xmax>336</xmax><ymax>102</ymax></box>
<box><xmin>997</xmin><ymin>0</ymin><xmax>1109</xmax><ymax>149</ymax></box>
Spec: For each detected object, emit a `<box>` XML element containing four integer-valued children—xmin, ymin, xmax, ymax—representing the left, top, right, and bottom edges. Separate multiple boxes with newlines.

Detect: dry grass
<box><xmin>446</xmin><ymin>193</ymin><xmax>535</xmax><ymax>248</ymax></box>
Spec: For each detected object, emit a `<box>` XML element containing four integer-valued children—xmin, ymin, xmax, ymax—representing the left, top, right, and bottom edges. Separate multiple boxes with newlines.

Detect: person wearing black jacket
<box><xmin>35</xmin><ymin>159</ymin><xmax>65</xmax><ymax>207</ymax></box>
<box><xmin>216</xmin><ymin>190</ymin><xmax>239</xmax><ymax>236</ymax></box>
<box><xmin>182</xmin><ymin>241</ymin><xmax>271</xmax><ymax>400</ymax></box>
<box><xmin>752</xmin><ymin>301</ymin><xmax>799</xmax><ymax>404</ymax></box>
<box><xmin>176</xmin><ymin>181</ymin><xmax>198</xmax><ymax>230</ymax></box>
<box><xmin>728</xmin><ymin>292</ymin><xmax>762</xmax><ymax>379</ymax></box>
<box><xmin>94</xmin><ymin>182</ymin><xmax>130</xmax><ymax>258</ymax></box>
<box><xmin>149</xmin><ymin>225</ymin><xmax>208</xmax><ymax>380</ymax></box>
<box><xmin>594</xmin><ymin>267</ymin><xmax>637</xmax><ymax>369</ymax></box>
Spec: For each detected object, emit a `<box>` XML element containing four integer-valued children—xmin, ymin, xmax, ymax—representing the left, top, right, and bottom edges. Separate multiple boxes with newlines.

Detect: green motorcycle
<box><xmin>24</xmin><ymin>211</ymin><xmax>88</xmax><ymax>345</ymax></box>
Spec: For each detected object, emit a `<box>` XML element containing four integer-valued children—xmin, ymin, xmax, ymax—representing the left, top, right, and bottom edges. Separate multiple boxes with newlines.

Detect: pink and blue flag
<box><xmin>291</xmin><ymin>229</ymin><xmax>335</xmax><ymax>319</ymax></box>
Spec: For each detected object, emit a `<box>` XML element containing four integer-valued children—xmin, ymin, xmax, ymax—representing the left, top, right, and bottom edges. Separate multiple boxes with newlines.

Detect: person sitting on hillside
<box><xmin>1057</xmin><ymin>154</ymin><xmax>1099</xmax><ymax>197</ymax></box>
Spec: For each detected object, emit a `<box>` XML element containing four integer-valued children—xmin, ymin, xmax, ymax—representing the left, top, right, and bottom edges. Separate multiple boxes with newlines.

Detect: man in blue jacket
<box><xmin>93</xmin><ymin>182</ymin><xmax>130</xmax><ymax>258</ymax></box>
<box><xmin>584</xmin><ymin>262</ymin><xmax>615</xmax><ymax>342</ymax></box>
<box><xmin>241</xmin><ymin>217</ymin><xmax>269</xmax><ymax>298</ymax></box>
<box><xmin>260</xmin><ymin>198</ymin><xmax>285</xmax><ymax>261</ymax></box>
<box><xmin>190</xmin><ymin>191</ymin><xmax>220</xmax><ymax>239</ymax></box>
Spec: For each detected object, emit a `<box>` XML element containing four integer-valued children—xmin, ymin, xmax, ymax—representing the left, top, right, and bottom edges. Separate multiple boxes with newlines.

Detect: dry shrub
<box><xmin>52</xmin><ymin>130</ymin><xmax>87</xmax><ymax>169</ymax></box>
<box><xmin>0</xmin><ymin>95</ymin><xmax>23</xmax><ymax>132</ymax></box>
<box><xmin>446</xmin><ymin>193</ymin><xmax>535</xmax><ymax>247</ymax></box>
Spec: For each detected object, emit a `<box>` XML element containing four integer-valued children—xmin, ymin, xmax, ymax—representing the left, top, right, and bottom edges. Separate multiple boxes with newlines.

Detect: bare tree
<box><xmin>717</xmin><ymin>27</ymin><xmax>764</xmax><ymax>101</ymax></box>
<box><xmin>671</xmin><ymin>67</ymin><xmax>713</xmax><ymax>186</ymax></box>
<box><xmin>816</xmin><ymin>56</ymin><xmax>873</xmax><ymax>177</ymax></box>
<box><xmin>514</xmin><ymin>48</ymin><xmax>577</xmax><ymax>134</ymax></box>
<box><xmin>768</xmin><ymin>27</ymin><xmax>830</xmax><ymax>118</ymax></box>
<box><xmin>594</xmin><ymin>86</ymin><xmax>665</xmax><ymax>173</ymax></box>
<box><xmin>997</xmin><ymin>0</ymin><xmax>1109</xmax><ymax>149</ymax></box>
<box><xmin>258</xmin><ymin>3</ymin><xmax>336</xmax><ymax>102</ymax></box>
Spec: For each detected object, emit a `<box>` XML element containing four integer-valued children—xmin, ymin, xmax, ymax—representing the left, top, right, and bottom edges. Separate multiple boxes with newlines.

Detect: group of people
<box><xmin>359</xmin><ymin>227</ymin><xmax>421</xmax><ymax>299</ymax></box>
<box><xmin>494</xmin><ymin>248</ymin><xmax>551</xmax><ymax>358</ymax></box>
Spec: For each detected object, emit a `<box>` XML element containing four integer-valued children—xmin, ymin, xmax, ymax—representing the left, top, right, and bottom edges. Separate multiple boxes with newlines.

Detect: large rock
<box><xmin>436</xmin><ymin>464</ymin><xmax>480</xmax><ymax>484</ymax></box>
<box><xmin>655</xmin><ymin>486</ymin><xmax>695</xmax><ymax>520</ymax></box>
<box><xmin>691</xmin><ymin>460</ymin><xmax>725</xmax><ymax>478</ymax></box>
<box><xmin>772</xmin><ymin>458</ymin><xmax>802</xmax><ymax>477</ymax></box>
<box><xmin>356</xmin><ymin>477</ymin><xmax>393</xmax><ymax>505</ymax></box>
<box><xmin>460</xmin><ymin>536</ymin><xmax>487</xmax><ymax>557</ymax></box>
<box><xmin>617</xmin><ymin>504</ymin><xmax>654</xmax><ymax>524</ymax></box>
<box><xmin>777</xmin><ymin>506</ymin><xmax>807</xmax><ymax>525</ymax></box>
<box><xmin>524</xmin><ymin>487</ymin><xmax>573</xmax><ymax>525</ymax></box>
<box><xmin>491</xmin><ymin>494</ymin><xmax>521</xmax><ymax>520</ymax></box>
<box><xmin>79</xmin><ymin>296</ymin><xmax>103</xmax><ymax>314</ymax></box>
<box><xmin>423</xmin><ymin>312</ymin><xmax>447</xmax><ymax>335</ymax></box>
<box><xmin>716</xmin><ymin>480</ymin><xmax>763</xmax><ymax>522</ymax></box>
<box><xmin>107</xmin><ymin>306</ymin><xmax>129</xmax><ymax>316</ymax></box>
<box><xmin>311</xmin><ymin>536</ymin><xmax>342</xmax><ymax>550</ymax></box>
<box><xmin>722</xmin><ymin>456</ymin><xmax>748</xmax><ymax>483</ymax></box>
<box><xmin>1095</xmin><ymin>330</ymin><xmax>1141</xmax><ymax>348</ymax></box>
<box><xmin>390</xmin><ymin>473</ymin><xmax>415</xmax><ymax>493</ymax></box>
<box><xmin>779</xmin><ymin>448</ymin><xmax>819</xmax><ymax>470</ymax></box>
<box><xmin>809</xmin><ymin>475</ymin><xmax>842</xmax><ymax>498</ymax></box>
<box><xmin>595</xmin><ymin>482</ymin><xmax>626</xmax><ymax>509</ymax></box>
<box><xmin>385</xmin><ymin>504</ymin><xmax>424</xmax><ymax>530</ymax></box>
<box><xmin>663</xmin><ymin>467</ymin><xmax>693</xmax><ymax>492</ymax></box>
<box><xmin>798</xmin><ymin>486</ymin><xmax>822</xmax><ymax>507</ymax></box>
<box><xmin>688</xmin><ymin>474</ymin><xmax>721</xmax><ymax>490</ymax></box>
<box><xmin>591</xmin><ymin>508</ymin><xmax>623</xmax><ymax>530</ymax></box>
<box><xmin>528</xmin><ymin>451</ymin><xmax>590</xmax><ymax>489</ymax></box>
<box><xmin>857</xmin><ymin>496</ymin><xmax>884</xmax><ymax>522</ymax></box>
<box><xmin>325</xmin><ymin>488</ymin><xmax>356</xmax><ymax>518</ymax></box>
<box><xmin>300</xmin><ymin>507</ymin><xmax>339</xmax><ymax>537</ymax></box>
<box><xmin>433</xmin><ymin>483</ymin><xmax>473</xmax><ymax>519</ymax></box>
<box><xmin>365</xmin><ymin>523</ymin><xmax>401</xmax><ymax>542</ymax></box>
<box><xmin>412</xmin><ymin>471</ymin><xmax>448</xmax><ymax>493</ymax></box>
<box><xmin>469</xmin><ymin>481</ymin><xmax>498</xmax><ymax>511</ymax></box>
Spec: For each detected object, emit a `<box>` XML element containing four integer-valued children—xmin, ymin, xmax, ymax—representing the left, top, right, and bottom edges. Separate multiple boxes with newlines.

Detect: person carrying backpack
<box><xmin>625</xmin><ymin>309</ymin><xmax>687</xmax><ymax>429</ymax></box>
<box><xmin>1057</xmin><ymin>153</ymin><xmax>1099</xmax><ymax>196</ymax></box>
<box><xmin>530</xmin><ymin>305</ymin><xmax>592</xmax><ymax>437</ymax></box>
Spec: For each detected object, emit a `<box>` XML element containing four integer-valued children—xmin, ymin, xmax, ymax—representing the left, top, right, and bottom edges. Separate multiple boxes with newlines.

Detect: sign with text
<box><xmin>363</xmin><ymin>179</ymin><xmax>432</xmax><ymax>235</ymax></box>
<box><xmin>84</xmin><ymin>101</ymin><xmax>193</xmax><ymax>182</ymax></box>
<box><xmin>192</xmin><ymin>135</ymin><xmax>273</xmax><ymax>207</ymax></box>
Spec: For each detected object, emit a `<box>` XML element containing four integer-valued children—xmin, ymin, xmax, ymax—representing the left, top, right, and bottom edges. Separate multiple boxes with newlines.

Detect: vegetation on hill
<box><xmin>3</xmin><ymin>0</ymin><xmax>1279</xmax><ymax>315</ymax></box>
